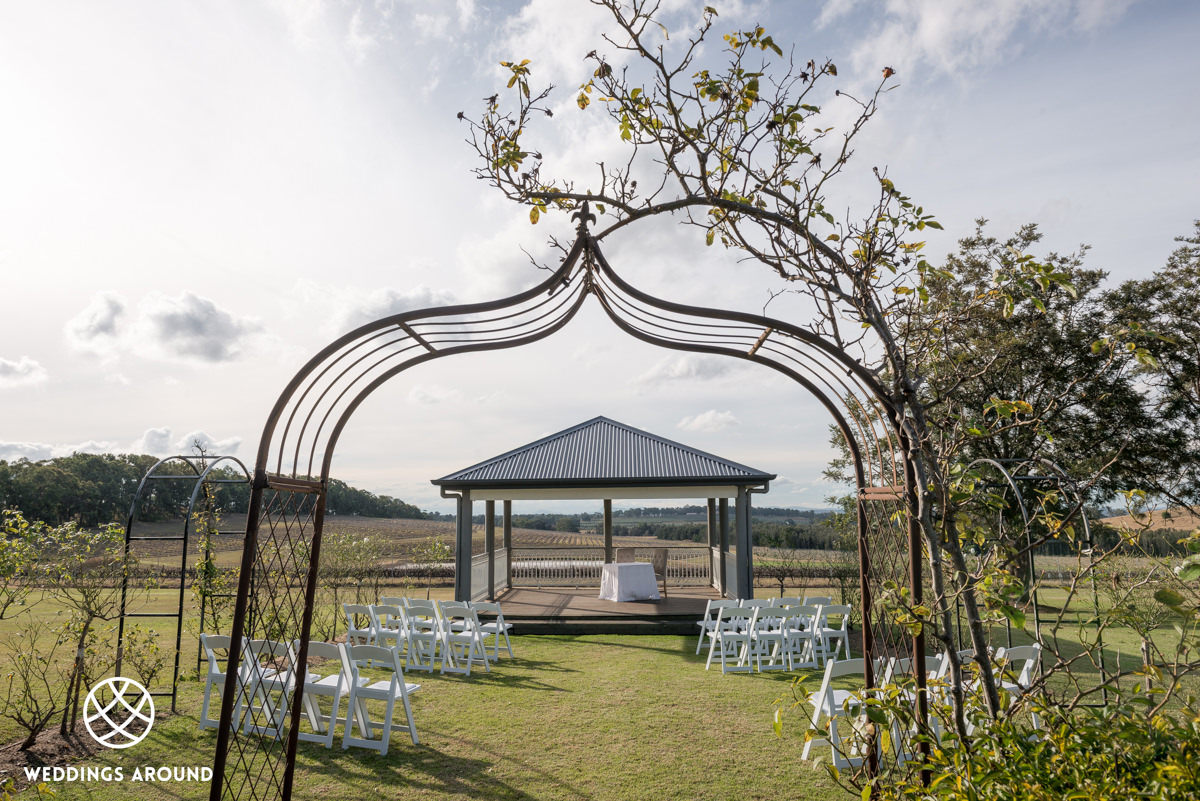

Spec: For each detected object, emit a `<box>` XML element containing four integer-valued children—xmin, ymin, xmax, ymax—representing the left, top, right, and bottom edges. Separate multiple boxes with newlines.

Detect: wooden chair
<box><xmin>650</xmin><ymin>547</ymin><xmax>668</xmax><ymax>597</ymax></box>
<box><xmin>614</xmin><ymin>547</ymin><xmax>635</xmax><ymax>563</ymax></box>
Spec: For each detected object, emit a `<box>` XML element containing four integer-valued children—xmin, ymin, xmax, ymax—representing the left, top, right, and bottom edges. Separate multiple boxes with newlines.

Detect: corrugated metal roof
<box><xmin>432</xmin><ymin>416</ymin><xmax>775</xmax><ymax>488</ymax></box>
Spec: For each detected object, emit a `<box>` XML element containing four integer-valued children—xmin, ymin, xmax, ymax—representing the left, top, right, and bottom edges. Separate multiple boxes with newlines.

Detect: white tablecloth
<box><xmin>599</xmin><ymin>562</ymin><xmax>661</xmax><ymax>602</ymax></box>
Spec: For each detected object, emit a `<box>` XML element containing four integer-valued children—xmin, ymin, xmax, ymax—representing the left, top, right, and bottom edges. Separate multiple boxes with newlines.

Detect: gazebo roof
<box><xmin>431</xmin><ymin>416</ymin><xmax>774</xmax><ymax>500</ymax></box>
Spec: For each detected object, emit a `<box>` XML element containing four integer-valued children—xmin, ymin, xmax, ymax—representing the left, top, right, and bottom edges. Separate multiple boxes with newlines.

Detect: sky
<box><xmin>1</xmin><ymin>0</ymin><xmax>1198</xmax><ymax>515</ymax></box>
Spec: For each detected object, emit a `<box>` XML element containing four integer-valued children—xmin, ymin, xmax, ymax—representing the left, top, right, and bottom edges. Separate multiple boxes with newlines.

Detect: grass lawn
<box><xmin>15</xmin><ymin>633</ymin><xmax>845</xmax><ymax>801</ymax></box>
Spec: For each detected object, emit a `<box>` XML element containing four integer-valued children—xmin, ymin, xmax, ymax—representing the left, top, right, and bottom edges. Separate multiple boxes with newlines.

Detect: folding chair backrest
<box><xmin>371</xmin><ymin>604</ymin><xmax>403</xmax><ymax>630</ymax></box>
<box><xmin>820</xmin><ymin>605</ymin><xmax>851</xmax><ymax>629</ymax></box>
<box><xmin>300</xmin><ymin>640</ymin><xmax>341</xmax><ymax>663</ymax></box>
<box><xmin>380</xmin><ymin>596</ymin><xmax>405</xmax><ymax>607</ymax></box>
<box><xmin>803</xmin><ymin>596</ymin><xmax>833</xmax><ymax>607</ymax></box>
<box><xmin>751</xmin><ymin>605</ymin><xmax>786</xmax><ymax>630</ymax></box>
<box><xmin>995</xmin><ymin>644</ymin><xmax>1041</xmax><ymax>686</ymax></box>
<box><xmin>771</xmin><ymin>597</ymin><xmax>803</xmax><ymax>608</ymax></box>
<box><xmin>406</xmin><ymin>599</ymin><xmax>440</xmax><ymax>631</ymax></box>
<box><xmin>201</xmin><ymin>633</ymin><xmax>231</xmax><ymax>674</ymax></box>
<box><xmin>716</xmin><ymin>606</ymin><xmax>755</xmax><ymax>631</ymax></box>
<box><xmin>740</xmin><ymin>598</ymin><xmax>771</xmax><ymax>608</ymax></box>
<box><xmin>472</xmin><ymin>600</ymin><xmax>502</xmax><ymax>615</ymax></box>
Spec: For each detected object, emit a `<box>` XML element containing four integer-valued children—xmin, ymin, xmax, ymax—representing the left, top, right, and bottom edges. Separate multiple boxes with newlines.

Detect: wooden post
<box><xmin>503</xmin><ymin>500</ymin><xmax>512</xmax><ymax>591</ymax></box>
<box><xmin>485</xmin><ymin>500</ymin><xmax>496</xmax><ymax>601</ymax></box>
<box><xmin>603</xmin><ymin>499</ymin><xmax>613</xmax><ymax>563</ymax></box>
<box><xmin>454</xmin><ymin>490</ymin><xmax>472</xmax><ymax>602</ymax></box>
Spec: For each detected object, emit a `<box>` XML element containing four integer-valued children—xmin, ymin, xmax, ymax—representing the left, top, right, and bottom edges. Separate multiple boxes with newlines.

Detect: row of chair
<box><xmin>344</xmin><ymin>598</ymin><xmax>514</xmax><ymax>677</ymax></box>
<box><xmin>199</xmin><ymin>635</ymin><xmax>420</xmax><ymax>755</ymax></box>
<box><xmin>698</xmin><ymin>599</ymin><xmax>852</xmax><ymax>673</ymax></box>
<box><xmin>802</xmin><ymin>643</ymin><xmax>1043</xmax><ymax>769</ymax></box>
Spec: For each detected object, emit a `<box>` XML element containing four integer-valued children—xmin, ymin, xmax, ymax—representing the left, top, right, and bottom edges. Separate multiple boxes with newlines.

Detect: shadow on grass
<box><xmin>293</xmin><ymin>738</ymin><xmax>585</xmax><ymax>801</ymax></box>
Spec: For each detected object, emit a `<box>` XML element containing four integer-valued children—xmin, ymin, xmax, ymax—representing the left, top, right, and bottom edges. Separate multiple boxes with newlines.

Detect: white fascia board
<box><xmin>467</xmin><ymin>485</ymin><xmax>750</xmax><ymax>501</ymax></box>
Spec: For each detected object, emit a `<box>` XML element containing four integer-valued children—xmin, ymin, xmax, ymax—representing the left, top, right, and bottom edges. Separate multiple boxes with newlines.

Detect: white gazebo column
<box><xmin>503</xmin><ymin>500</ymin><xmax>512</xmax><ymax>591</ymax></box>
<box><xmin>735</xmin><ymin>486</ymin><xmax>752</xmax><ymax>599</ymax></box>
<box><xmin>603</xmin><ymin>499</ymin><xmax>613</xmax><ymax>563</ymax></box>
<box><xmin>485</xmin><ymin>499</ymin><xmax>496</xmax><ymax>600</ymax></box>
<box><xmin>454</xmin><ymin>489</ymin><xmax>473</xmax><ymax>601</ymax></box>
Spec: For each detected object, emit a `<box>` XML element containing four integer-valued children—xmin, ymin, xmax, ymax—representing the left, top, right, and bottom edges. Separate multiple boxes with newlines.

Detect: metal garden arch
<box><xmin>209</xmin><ymin>207</ymin><xmax>927</xmax><ymax>800</ymax></box>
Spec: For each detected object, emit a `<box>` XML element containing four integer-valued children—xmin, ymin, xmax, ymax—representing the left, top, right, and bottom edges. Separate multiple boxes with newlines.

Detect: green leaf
<box><xmin>1154</xmin><ymin>588</ymin><xmax>1185</xmax><ymax>607</ymax></box>
<box><xmin>705</xmin><ymin>229</ymin><xmax>715</xmax><ymax>246</ymax></box>
<box><xmin>529</xmin><ymin>206</ymin><xmax>540</xmax><ymax>224</ymax></box>
<box><xmin>1178</xmin><ymin>565</ymin><xmax>1200</xmax><ymax>582</ymax></box>
<box><xmin>999</xmin><ymin>604</ymin><xmax>1025</xmax><ymax>629</ymax></box>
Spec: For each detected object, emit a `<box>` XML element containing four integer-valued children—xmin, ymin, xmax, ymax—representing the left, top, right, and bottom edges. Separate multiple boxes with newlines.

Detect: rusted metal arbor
<box><xmin>209</xmin><ymin>208</ymin><xmax>927</xmax><ymax>800</ymax></box>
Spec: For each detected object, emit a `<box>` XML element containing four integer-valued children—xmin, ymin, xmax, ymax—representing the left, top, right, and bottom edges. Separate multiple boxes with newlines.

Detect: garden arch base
<box><xmin>209</xmin><ymin>208</ymin><xmax>926</xmax><ymax>800</ymax></box>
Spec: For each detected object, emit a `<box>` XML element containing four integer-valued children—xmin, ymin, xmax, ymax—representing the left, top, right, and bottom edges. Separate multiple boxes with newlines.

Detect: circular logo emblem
<box><xmin>83</xmin><ymin>677</ymin><xmax>155</xmax><ymax>749</ymax></box>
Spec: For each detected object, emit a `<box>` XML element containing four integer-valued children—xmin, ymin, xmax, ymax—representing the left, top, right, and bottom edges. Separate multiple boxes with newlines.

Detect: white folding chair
<box><xmin>370</xmin><ymin>604</ymin><xmax>408</xmax><ymax>656</ymax></box>
<box><xmin>340</xmin><ymin>643</ymin><xmax>420</xmax><ymax>754</ymax></box>
<box><xmin>471</xmin><ymin>601</ymin><xmax>514</xmax><ymax>661</ymax></box>
<box><xmin>705</xmin><ymin>606</ymin><xmax>756</xmax><ymax>673</ymax></box>
<box><xmin>771</xmin><ymin>597</ymin><xmax>804</xmax><ymax>608</ymax></box>
<box><xmin>747</xmin><ymin>605</ymin><xmax>789</xmax><ymax>672</ymax></box>
<box><xmin>438</xmin><ymin>602</ymin><xmax>490</xmax><ymax>676</ymax></box>
<box><xmin>199</xmin><ymin>633</ymin><xmax>235</xmax><ymax>731</ymax></box>
<box><xmin>803</xmin><ymin>595</ymin><xmax>833</xmax><ymax>607</ymax></box>
<box><xmin>292</xmin><ymin>640</ymin><xmax>347</xmax><ymax>748</ymax></box>
<box><xmin>403</xmin><ymin>598</ymin><xmax>442</xmax><ymax>673</ymax></box>
<box><xmin>994</xmin><ymin>643</ymin><xmax>1043</xmax><ymax>729</ymax></box>
<box><xmin>802</xmin><ymin>657</ymin><xmax>883</xmax><ymax>769</ymax></box>
<box><xmin>239</xmin><ymin>639</ymin><xmax>297</xmax><ymax>738</ymax></box>
<box><xmin>881</xmin><ymin>655</ymin><xmax>943</xmax><ymax>764</ymax></box>
<box><xmin>380</xmin><ymin>595</ymin><xmax>406</xmax><ymax>607</ymax></box>
<box><xmin>816</xmin><ymin>604</ymin><xmax>852</xmax><ymax>663</ymax></box>
<box><xmin>695</xmin><ymin>599</ymin><xmax>739</xmax><ymax>655</ymax></box>
<box><xmin>343</xmin><ymin>603</ymin><xmax>376</xmax><ymax>646</ymax></box>
<box><xmin>780</xmin><ymin>605</ymin><xmax>822</xmax><ymax>670</ymax></box>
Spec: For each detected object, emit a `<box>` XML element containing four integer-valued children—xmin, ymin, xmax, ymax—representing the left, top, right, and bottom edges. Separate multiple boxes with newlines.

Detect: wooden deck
<box><xmin>493</xmin><ymin>586</ymin><xmax>720</xmax><ymax>635</ymax></box>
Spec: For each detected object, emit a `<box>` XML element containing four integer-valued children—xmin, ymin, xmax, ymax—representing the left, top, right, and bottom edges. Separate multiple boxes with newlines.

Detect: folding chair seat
<box><xmin>340</xmin><ymin>643</ymin><xmax>420</xmax><ymax>754</ymax></box>
<box><xmin>802</xmin><ymin>657</ymin><xmax>884</xmax><ymax>769</ymax></box>
<box><xmin>403</xmin><ymin>598</ymin><xmax>442</xmax><ymax>672</ymax></box>
<box><xmin>438</xmin><ymin>602</ymin><xmax>489</xmax><ymax>676</ymax></box>
<box><xmin>816</xmin><ymin>604</ymin><xmax>852</xmax><ymax>663</ymax></box>
<box><xmin>200</xmin><ymin>633</ymin><xmax>236</xmax><ymax>731</ymax></box>
<box><xmin>239</xmin><ymin>639</ymin><xmax>297</xmax><ymax>738</ymax></box>
<box><xmin>704</xmin><ymin>606</ymin><xmax>756</xmax><ymax>673</ymax></box>
<box><xmin>695</xmin><ymin>599</ymin><xmax>739</xmax><ymax>654</ymax></box>
<box><xmin>343</xmin><ymin>603</ymin><xmax>376</xmax><ymax>646</ymax></box>
<box><xmin>292</xmin><ymin>640</ymin><xmax>347</xmax><ymax>748</ymax></box>
<box><xmin>471</xmin><ymin>601</ymin><xmax>514</xmax><ymax>661</ymax></box>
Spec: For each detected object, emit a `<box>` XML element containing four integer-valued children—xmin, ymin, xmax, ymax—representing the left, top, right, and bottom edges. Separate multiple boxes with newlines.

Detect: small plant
<box><xmin>0</xmin><ymin>619</ymin><xmax>72</xmax><ymax>750</ymax></box>
<box><xmin>122</xmin><ymin>624</ymin><xmax>167</xmax><ymax>688</ymax></box>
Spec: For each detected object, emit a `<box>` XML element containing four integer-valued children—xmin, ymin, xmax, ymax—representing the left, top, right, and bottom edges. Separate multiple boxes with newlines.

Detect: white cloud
<box><xmin>334</xmin><ymin>285</ymin><xmax>458</xmax><ymax>333</ymax></box>
<box><xmin>130</xmin><ymin>427</ymin><xmax>174</xmax><ymax>455</ymax></box>
<box><xmin>132</xmin><ymin>291</ymin><xmax>265</xmax><ymax>363</ymax></box>
<box><xmin>408</xmin><ymin>384</ymin><xmax>464</xmax><ymax>405</ymax></box>
<box><xmin>636</xmin><ymin>354</ymin><xmax>733</xmax><ymax>386</ymax></box>
<box><xmin>0</xmin><ymin>356</ymin><xmax>48</xmax><ymax>388</ymax></box>
<box><xmin>838</xmin><ymin>0</ymin><xmax>1137</xmax><ymax>80</ymax></box>
<box><xmin>0</xmin><ymin>441</ymin><xmax>53</xmax><ymax>461</ymax></box>
<box><xmin>64</xmin><ymin>291</ymin><xmax>127</xmax><ymax>358</ymax></box>
<box><xmin>678</xmin><ymin>409</ymin><xmax>740</xmax><ymax>432</ymax></box>
<box><xmin>173</xmin><ymin>430</ymin><xmax>243</xmax><ymax>456</ymax></box>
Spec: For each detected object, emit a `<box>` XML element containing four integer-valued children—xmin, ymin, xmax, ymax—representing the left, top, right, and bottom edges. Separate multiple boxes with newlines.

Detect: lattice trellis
<box><xmin>210</xmin><ymin>209</ymin><xmax>928</xmax><ymax>800</ymax></box>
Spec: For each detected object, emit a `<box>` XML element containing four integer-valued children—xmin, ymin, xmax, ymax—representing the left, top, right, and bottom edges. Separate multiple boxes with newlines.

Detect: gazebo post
<box><xmin>603</xmin><ymin>499</ymin><xmax>613</xmax><ymax>563</ymax></box>
<box><xmin>503</xmin><ymin>500</ymin><xmax>512</xmax><ymax>591</ymax></box>
<box><xmin>718</xmin><ymin>498</ymin><xmax>729</xmax><ymax>598</ymax></box>
<box><xmin>454</xmin><ymin>489</ymin><xmax>473</xmax><ymax>601</ymax></box>
<box><xmin>735</xmin><ymin>486</ymin><xmax>753</xmax><ymax>599</ymax></box>
<box><xmin>706</xmin><ymin>498</ymin><xmax>717</xmax><ymax>590</ymax></box>
<box><xmin>485</xmin><ymin>500</ymin><xmax>496</xmax><ymax>600</ymax></box>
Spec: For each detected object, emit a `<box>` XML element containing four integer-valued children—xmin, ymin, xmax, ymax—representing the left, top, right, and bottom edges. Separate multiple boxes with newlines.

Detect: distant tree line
<box><xmin>0</xmin><ymin>453</ymin><xmax>426</xmax><ymax>527</ymax></box>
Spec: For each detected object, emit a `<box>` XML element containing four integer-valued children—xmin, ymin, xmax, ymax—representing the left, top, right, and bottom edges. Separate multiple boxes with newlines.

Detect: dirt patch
<box><xmin>0</xmin><ymin>731</ymin><xmax>100</xmax><ymax>794</ymax></box>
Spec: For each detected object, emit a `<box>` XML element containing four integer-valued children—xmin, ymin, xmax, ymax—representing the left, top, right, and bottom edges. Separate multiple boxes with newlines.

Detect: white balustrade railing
<box><xmin>508</xmin><ymin>546</ymin><xmax>711</xmax><ymax>588</ymax></box>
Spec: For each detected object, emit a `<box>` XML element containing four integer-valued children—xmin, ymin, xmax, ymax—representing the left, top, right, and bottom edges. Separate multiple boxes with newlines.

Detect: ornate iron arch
<box><xmin>210</xmin><ymin>207</ymin><xmax>926</xmax><ymax>800</ymax></box>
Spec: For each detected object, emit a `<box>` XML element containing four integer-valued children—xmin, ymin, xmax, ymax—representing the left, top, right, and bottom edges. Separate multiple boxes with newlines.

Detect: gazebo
<box><xmin>431</xmin><ymin>416</ymin><xmax>776</xmax><ymax>601</ymax></box>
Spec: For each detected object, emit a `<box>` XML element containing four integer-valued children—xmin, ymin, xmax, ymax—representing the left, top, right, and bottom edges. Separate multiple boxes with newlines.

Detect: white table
<box><xmin>599</xmin><ymin>562</ymin><xmax>661</xmax><ymax>602</ymax></box>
